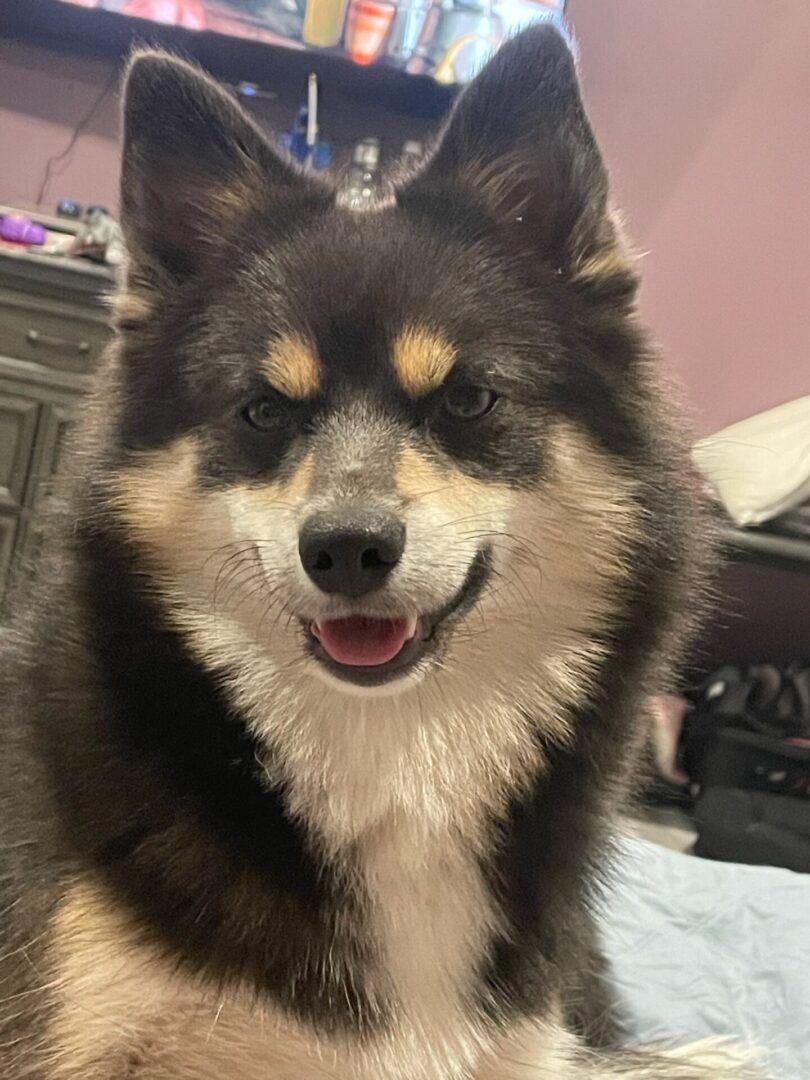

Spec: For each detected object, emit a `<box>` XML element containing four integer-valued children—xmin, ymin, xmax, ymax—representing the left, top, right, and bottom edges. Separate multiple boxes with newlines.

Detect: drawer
<box><xmin>0</xmin><ymin>291</ymin><xmax>110</xmax><ymax>373</ymax></box>
<box><xmin>0</xmin><ymin>510</ymin><xmax>19</xmax><ymax>608</ymax></box>
<box><xmin>0</xmin><ymin>388</ymin><xmax>41</xmax><ymax>509</ymax></box>
<box><xmin>27</xmin><ymin>397</ymin><xmax>79</xmax><ymax>506</ymax></box>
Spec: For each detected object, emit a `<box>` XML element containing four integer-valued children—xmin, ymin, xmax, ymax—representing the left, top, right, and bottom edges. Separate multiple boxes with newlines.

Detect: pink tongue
<box><xmin>313</xmin><ymin>616</ymin><xmax>413</xmax><ymax>667</ymax></box>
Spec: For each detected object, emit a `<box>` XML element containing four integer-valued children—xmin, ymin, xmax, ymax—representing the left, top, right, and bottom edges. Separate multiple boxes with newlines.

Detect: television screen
<box><xmin>55</xmin><ymin>0</ymin><xmax>565</xmax><ymax>84</ymax></box>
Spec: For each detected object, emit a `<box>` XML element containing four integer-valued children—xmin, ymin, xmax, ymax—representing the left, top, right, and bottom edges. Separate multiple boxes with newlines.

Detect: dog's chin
<box><xmin>302</xmin><ymin>547</ymin><xmax>492</xmax><ymax>696</ymax></box>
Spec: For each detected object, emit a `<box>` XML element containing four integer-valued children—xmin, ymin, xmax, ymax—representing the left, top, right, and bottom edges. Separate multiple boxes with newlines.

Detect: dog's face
<box><xmin>110</xmin><ymin>29</ymin><xmax>645</xmax><ymax>707</ymax></box>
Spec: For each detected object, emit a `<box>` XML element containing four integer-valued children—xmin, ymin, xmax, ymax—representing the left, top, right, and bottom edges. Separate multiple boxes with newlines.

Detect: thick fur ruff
<box><xmin>0</xmin><ymin>24</ymin><xmax>755</xmax><ymax>1080</ymax></box>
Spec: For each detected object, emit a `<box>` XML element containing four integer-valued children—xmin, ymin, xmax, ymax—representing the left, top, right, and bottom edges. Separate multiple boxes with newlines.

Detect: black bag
<box><xmin>682</xmin><ymin>663</ymin><xmax>810</xmax><ymax>872</ymax></box>
<box><xmin>693</xmin><ymin>786</ymin><xmax>810</xmax><ymax>873</ymax></box>
<box><xmin>682</xmin><ymin>663</ymin><xmax>810</xmax><ymax>799</ymax></box>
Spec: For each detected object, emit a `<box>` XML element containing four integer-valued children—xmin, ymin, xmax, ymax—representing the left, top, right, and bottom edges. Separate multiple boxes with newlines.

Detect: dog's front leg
<box><xmin>474</xmin><ymin>1023</ymin><xmax>765</xmax><ymax>1079</ymax></box>
<box><xmin>474</xmin><ymin>1018</ymin><xmax>584</xmax><ymax>1080</ymax></box>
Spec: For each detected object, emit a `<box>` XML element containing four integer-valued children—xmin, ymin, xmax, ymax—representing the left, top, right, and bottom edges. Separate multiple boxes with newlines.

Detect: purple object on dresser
<box><xmin>0</xmin><ymin>214</ymin><xmax>47</xmax><ymax>246</ymax></box>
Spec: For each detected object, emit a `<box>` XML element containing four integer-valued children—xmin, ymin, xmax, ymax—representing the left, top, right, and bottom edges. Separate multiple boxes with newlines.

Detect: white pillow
<box><xmin>692</xmin><ymin>395</ymin><xmax>810</xmax><ymax>526</ymax></box>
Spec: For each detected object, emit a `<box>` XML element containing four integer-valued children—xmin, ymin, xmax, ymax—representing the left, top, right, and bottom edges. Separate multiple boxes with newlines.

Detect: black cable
<box><xmin>35</xmin><ymin>63</ymin><xmax>120</xmax><ymax>210</ymax></box>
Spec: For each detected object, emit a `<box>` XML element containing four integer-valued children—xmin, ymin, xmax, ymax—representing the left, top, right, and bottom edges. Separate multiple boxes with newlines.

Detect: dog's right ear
<box><xmin>120</xmin><ymin>51</ymin><xmax>325</xmax><ymax>282</ymax></box>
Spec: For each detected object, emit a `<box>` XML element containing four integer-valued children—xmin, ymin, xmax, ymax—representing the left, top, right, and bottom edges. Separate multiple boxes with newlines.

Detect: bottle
<box><xmin>345</xmin><ymin>0</ymin><xmax>396</xmax><ymax>66</ymax></box>
<box><xmin>344</xmin><ymin>138</ymin><xmax>381</xmax><ymax>209</ymax></box>
<box><xmin>400</xmin><ymin>140</ymin><xmax>424</xmax><ymax>173</ymax></box>
<box><xmin>303</xmin><ymin>0</ymin><xmax>351</xmax><ymax>48</ymax></box>
<box><xmin>387</xmin><ymin>0</ymin><xmax>433</xmax><ymax>63</ymax></box>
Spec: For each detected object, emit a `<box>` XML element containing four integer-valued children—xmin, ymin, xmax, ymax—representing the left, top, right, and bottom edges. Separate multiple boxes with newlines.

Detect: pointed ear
<box><xmin>120</xmin><ymin>51</ymin><xmax>324</xmax><ymax>283</ymax></box>
<box><xmin>399</xmin><ymin>26</ymin><xmax>635</xmax><ymax>299</ymax></box>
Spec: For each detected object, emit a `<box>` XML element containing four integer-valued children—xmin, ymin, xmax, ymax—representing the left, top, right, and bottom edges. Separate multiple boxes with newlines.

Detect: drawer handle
<box><xmin>26</xmin><ymin>329</ymin><xmax>90</xmax><ymax>355</ymax></box>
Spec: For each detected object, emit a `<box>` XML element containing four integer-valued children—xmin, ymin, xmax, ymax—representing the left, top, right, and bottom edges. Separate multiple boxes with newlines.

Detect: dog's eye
<box><xmin>443</xmin><ymin>385</ymin><xmax>498</xmax><ymax>420</ymax></box>
<box><xmin>243</xmin><ymin>397</ymin><xmax>279</xmax><ymax>431</ymax></box>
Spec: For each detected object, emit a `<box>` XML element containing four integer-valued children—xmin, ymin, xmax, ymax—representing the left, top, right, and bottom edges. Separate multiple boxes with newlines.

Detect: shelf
<box><xmin>724</xmin><ymin>526</ymin><xmax>810</xmax><ymax>574</ymax></box>
<box><xmin>5</xmin><ymin>0</ymin><xmax>456</xmax><ymax>121</ymax></box>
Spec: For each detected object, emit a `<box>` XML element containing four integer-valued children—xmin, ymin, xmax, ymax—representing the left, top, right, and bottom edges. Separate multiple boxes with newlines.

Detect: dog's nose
<box><xmin>299</xmin><ymin>512</ymin><xmax>406</xmax><ymax>598</ymax></box>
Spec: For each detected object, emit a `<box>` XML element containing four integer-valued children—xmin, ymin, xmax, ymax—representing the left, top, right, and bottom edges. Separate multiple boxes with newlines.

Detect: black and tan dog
<box><xmin>0</xmin><ymin>25</ymin><xmax>755</xmax><ymax>1080</ymax></box>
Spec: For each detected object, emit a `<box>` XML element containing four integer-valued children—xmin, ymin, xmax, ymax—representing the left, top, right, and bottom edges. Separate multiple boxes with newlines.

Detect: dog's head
<box><xmin>108</xmin><ymin>28</ymin><xmax>657</xmax><ymax>712</ymax></box>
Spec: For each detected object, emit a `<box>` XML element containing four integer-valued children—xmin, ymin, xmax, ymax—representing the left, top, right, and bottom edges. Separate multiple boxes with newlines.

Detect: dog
<box><xmin>0</xmin><ymin>25</ymin><xmax>756</xmax><ymax>1080</ymax></box>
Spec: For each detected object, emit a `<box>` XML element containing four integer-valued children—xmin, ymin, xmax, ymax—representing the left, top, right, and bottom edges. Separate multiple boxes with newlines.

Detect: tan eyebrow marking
<box><xmin>261</xmin><ymin>333</ymin><xmax>322</xmax><ymax>400</ymax></box>
<box><xmin>392</xmin><ymin>325</ymin><xmax>457</xmax><ymax>398</ymax></box>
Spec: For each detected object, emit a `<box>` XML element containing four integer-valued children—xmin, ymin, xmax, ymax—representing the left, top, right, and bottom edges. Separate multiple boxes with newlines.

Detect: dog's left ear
<box><xmin>120</xmin><ymin>51</ymin><xmax>326</xmax><ymax>283</ymax></box>
<box><xmin>400</xmin><ymin>25</ymin><xmax>634</xmax><ymax>298</ymax></box>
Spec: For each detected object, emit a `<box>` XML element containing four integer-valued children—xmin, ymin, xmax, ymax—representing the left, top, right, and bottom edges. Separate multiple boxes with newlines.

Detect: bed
<box><xmin>600</xmin><ymin>836</ymin><xmax>810</xmax><ymax>1078</ymax></box>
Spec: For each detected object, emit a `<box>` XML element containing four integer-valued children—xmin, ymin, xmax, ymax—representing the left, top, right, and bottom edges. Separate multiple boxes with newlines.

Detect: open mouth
<box><xmin>313</xmin><ymin>614</ymin><xmax>420</xmax><ymax>668</ymax></box>
<box><xmin>306</xmin><ymin>548</ymin><xmax>491</xmax><ymax>687</ymax></box>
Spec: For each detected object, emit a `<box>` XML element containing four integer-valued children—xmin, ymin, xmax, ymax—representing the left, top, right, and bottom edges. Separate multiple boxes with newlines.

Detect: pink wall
<box><xmin>2</xmin><ymin>4</ymin><xmax>809</xmax><ymax>434</ymax></box>
<box><xmin>0</xmin><ymin>40</ymin><xmax>121</xmax><ymax>213</ymax></box>
<box><xmin>569</xmin><ymin>0</ymin><xmax>810</xmax><ymax>434</ymax></box>
<box><xmin>0</xmin><ymin>37</ymin><xmax>427</xmax><ymax>216</ymax></box>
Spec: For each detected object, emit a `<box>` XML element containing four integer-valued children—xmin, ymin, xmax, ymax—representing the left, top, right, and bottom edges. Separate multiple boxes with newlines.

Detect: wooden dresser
<box><xmin>0</xmin><ymin>247</ymin><xmax>113</xmax><ymax>612</ymax></box>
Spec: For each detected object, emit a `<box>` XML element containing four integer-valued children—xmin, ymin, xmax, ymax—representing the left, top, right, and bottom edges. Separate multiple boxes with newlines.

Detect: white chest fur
<box><xmin>355</xmin><ymin>818</ymin><xmax>498</xmax><ymax>1080</ymax></box>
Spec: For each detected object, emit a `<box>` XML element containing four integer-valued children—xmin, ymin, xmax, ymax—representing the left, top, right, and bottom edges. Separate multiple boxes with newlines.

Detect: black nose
<box><xmin>299</xmin><ymin>511</ymin><xmax>405</xmax><ymax>598</ymax></box>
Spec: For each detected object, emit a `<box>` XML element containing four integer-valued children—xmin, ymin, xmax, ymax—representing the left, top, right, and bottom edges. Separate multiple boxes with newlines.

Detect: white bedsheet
<box><xmin>600</xmin><ymin>837</ymin><xmax>810</xmax><ymax>1079</ymax></box>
